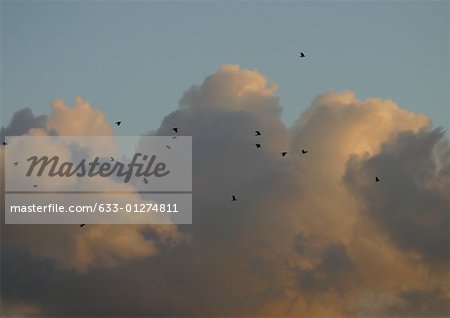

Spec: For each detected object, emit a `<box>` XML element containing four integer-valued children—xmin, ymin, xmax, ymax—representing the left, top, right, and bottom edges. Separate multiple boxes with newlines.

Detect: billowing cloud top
<box><xmin>1</xmin><ymin>65</ymin><xmax>449</xmax><ymax>317</ymax></box>
<box><xmin>48</xmin><ymin>97</ymin><xmax>113</xmax><ymax>136</ymax></box>
<box><xmin>179</xmin><ymin>64</ymin><xmax>281</xmax><ymax>116</ymax></box>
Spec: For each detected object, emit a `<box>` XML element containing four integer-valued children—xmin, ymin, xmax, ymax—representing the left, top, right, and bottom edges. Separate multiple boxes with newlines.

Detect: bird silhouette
<box><xmin>115</xmin><ymin>121</ymin><xmax>121</xmax><ymax>126</ymax></box>
<box><xmin>255</xmin><ymin>131</ymin><xmax>262</xmax><ymax>136</ymax></box>
<box><xmin>301</xmin><ymin>149</ymin><xmax>308</xmax><ymax>154</ymax></box>
<box><xmin>375</xmin><ymin>177</ymin><xmax>380</xmax><ymax>183</ymax></box>
<box><xmin>299</xmin><ymin>52</ymin><xmax>306</xmax><ymax>58</ymax></box>
<box><xmin>13</xmin><ymin>162</ymin><xmax>19</xmax><ymax>167</ymax></box>
<box><xmin>173</xmin><ymin>128</ymin><xmax>178</xmax><ymax>133</ymax></box>
<box><xmin>231</xmin><ymin>195</ymin><xmax>237</xmax><ymax>201</ymax></box>
<box><xmin>143</xmin><ymin>177</ymin><xmax>148</xmax><ymax>184</ymax></box>
<box><xmin>281</xmin><ymin>152</ymin><xmax>287</xmax><ymax>157</ymax></box>
<box><xmin>80</xmin><ymin>224</ymin><xmax>86</xmax><ymax>228</ymax></box>
<box><xmin>256</xmin><ymin>144</ymin><xmax>261</xmax><ymax>148</ymax></box>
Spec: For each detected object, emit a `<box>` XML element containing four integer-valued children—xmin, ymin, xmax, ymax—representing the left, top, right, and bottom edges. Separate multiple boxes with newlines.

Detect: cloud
<box><xmin>1</xmin><ymin>98</ymin><xmax>188</xmax><ymax>273</ymax></box>
<box><xmin>47</xmin><ymin>97</ymin><xmax>113</xmax><ymax>136</ymax></box>
<box><xmin>179</xmin><ymin>64</ymin><xmax>281</xmax><ymax>116</ymax></box>
<box><xmin>0</xmin><ymin>108</ymin><xmax>48</xmax><ymax>140</ymax></box>
<box><xmin>387</xmin><ymin>288</ymin><xmax>450</xmax><ymax>317</ymax></box>
<box><xmin>1</xmin><ymin>300</ymin><xmax>44</xmax><ymax>318</ymax></box>
<box><xmin>344</xmin><ymin>127</ymin><xmax>450</xmax><ymax>265</ymax></box>
<box><xmin>1</xmin><ymin>65</ymin><xmax>449</xmax><ymax>316</ymax></box>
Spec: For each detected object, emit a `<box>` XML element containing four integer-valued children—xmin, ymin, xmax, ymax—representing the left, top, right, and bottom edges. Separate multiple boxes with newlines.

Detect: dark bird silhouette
<box><xmin>115</xmin><ymin>121</ymin><xmax>121</xmax><ymax>126</ymax></box>
<box><xmin>173</xmin><ymin>128</ymin><xmax>178</xmax><ymax>133</ymax></box>
<box><xmin>231</xmin><ymin>195</ymin><xmax>237</xmax><ymax>201</ymax></box>
<box><xmin>2</xmin><ymin>141</ymin><xmax>7</xmax><ymax>146</ymax></box>
<box><xmin>299</xmin><ymin>52</ymin><xmax>306</xmax><ymax>58</ymax></box>
<box><xmin>256</xmin><ymin>144</ymin><xmax>261</xmax><ymax>148</ymax></box>
<box><xmin>255</xmin><ymin>131</ymin><xmax>262</xmax><ymax>136</ymax></box>
<box><xmin>13</xmin><ymin>162</ymin><xmax>19</xmax><ymax>167</ymax></box>
<box><xmin>143</xmin><ymin>177</ymin><xmax>148</xmax><ymax>184</ymax></box>
<box><xmin>281</xmin><ymin>152</ymin><xmax>287</xmax><ymax>157</ymax></box>
<box><xmin>301</xmin><ymin>149</ymin><xmax>308</xmax><ymax>154</ymax></box>
<box><xmin>375</xmin><ymin>177</ymin><xmax>380</xmax><ymax>183</ymax></box>
<box><xmin>80</xmin><ymin>224</ymin><xmax>86</xmax><ymax>228</ymax></box>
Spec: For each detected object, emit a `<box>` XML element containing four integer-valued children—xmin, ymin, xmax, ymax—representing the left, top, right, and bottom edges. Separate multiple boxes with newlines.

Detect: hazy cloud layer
<box><xmin>1</xmin><ymin>65</ymin><xmax>449</xmax><ymax>317</ymax></box>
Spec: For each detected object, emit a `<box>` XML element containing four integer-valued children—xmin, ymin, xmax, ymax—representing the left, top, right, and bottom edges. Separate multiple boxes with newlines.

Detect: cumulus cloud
<box><xmin>1</xmin><ymin>98</ymin><xmax>188</xmax><ymax>274</ymax></box>
<box><xmin>344</xmin><ymin>127</ymin><xmax>450</xmax><ymax>265</ymax></box>
<box><xmin>1</xmin><ymin>65</ymin><xmax>449</xmax><ymax>317</ymax></box>
<box><xmin>47</xmin><ymin>97</ymin><xmax>113</xmax><ymax>136</ymax></box>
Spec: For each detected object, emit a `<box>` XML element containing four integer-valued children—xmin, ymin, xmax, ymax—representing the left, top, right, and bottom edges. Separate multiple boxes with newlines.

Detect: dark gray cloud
<box><xmin>344</xmin><ymin>128</ymin><xmax>450</xmax><ymax>265</ymax></box>
<box><xmin>0</xmin><ymin>108</ymin><xmax>48</xmax><ymax>139</ymax></box>
<box><xmin>387</xmin><ymin>289</ymin><xmax>450</xmax><ymax>317</ymax></box>
<box><xmin>298</xmin><ymin>244</ymin><xmax>359</xmax><ymax>292</ymax></box>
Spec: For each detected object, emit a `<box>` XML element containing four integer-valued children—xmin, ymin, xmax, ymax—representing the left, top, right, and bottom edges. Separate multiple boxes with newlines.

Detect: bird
<box><xmin>281</xmin><ymin>152</ymin><xmax>287</xmax><ymax>157</ymax></box>
<box><xmin>301</xmin><ymin>149</ymin><xmax>308</xmax><ymax>154</ymax></box>
<box><xmin>80</xmin><ymin>224</ymin><xmax>86</xmax><ymax>228</ymax></box>
<box><xmin>231</xmin><ymin>195</ymin><xmax>237</xmax><ymax>201</ymax></box>
<box><xmin>256</xmin><ymin>144</ymin><xmax>261</xmax><ymax>148</ymax></box>
<box><xmin>375</xmin><ymin>177</ymin><xmax>380</xmax><ymax>183</ymax></box>
<box><xmin>115</xmin><ymin>121</ymin><xmax>121</xmax><ymax>126</ymax></box>
<box><xmin>143</xmin><ymin>177</ymin><xmax>148</xmax><ymax>184</ymax></box>
<box><xmin>173</xmin><ymin>127</ymin><xmax>178</xmax><ymax>134</ymax></box>
<box><xmin>299</xmin><ymin>52</ymin><xmax>306</xmax><ymax>58</ymax></box>
<box><xmin>255</xmin><ymin>131</ymin><xmax>262</xmax><ymax>136</ymax></box>
<box><xmin>13</xmin><ymin>162</ymin><xmax>19</xmax><ymax>167</ymax></box>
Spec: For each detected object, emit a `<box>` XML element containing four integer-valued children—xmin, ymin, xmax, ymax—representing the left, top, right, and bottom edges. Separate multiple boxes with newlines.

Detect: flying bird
<box><xmin>173</xmin><ymin>127</ymin><xmax>178</xmax><ymax>133</ymax></box>
<box><xmin>115</xmin><ymin>121</ymin><xmax>121</xmax><ymax>126</ymax></box>
<box><xmin>13</xmin><ymin>162</ymin><xmax>19</xmax><ymax>167</ymax></box>
<box><xmin>299</xmin><ymin>52</ymin><xmax>306</xmax><ymax>58</ymax></box>
<box><xmin>255</xmin><ymin>131</ymin><xmax>262</xmax><ymax>136</ymax></box>
<box><xmin>301</xmin><ymin>149</ymin><xmax>308</xmax><ymax>154</ymax></box>
<box><xmin>80</xmin><ymin>224</ymin><xmax>86</xmax><ymax>228</ymax></box>
<box><xmin>256</xmin><ymin>144</ymin><xmax>261</xmax><ymax>148</ymax></box>
<box><xmin>281</xmin><ymin>152</ymin><xmax>287</xmax><ymax>157</ymax></box>
<box><xmin>375</xmin><ymin>177</ymin><xmax>380</xmax><ymax>183</ymax></box>
<box><xmin>231</xmin><ymin>195</ymin><xmax>237</xmax><ymax>201</ymax></box>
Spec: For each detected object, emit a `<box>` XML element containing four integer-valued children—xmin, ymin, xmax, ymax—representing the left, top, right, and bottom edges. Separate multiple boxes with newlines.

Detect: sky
<box><xmin>1</xmin><ymin>1</ymin><xmax>450</xmax><ymax>317</ymax></box>
<box><xmin>1</xmin><ymin>1</ymin><xmax>449</xmax><ymax>134</ymax></box>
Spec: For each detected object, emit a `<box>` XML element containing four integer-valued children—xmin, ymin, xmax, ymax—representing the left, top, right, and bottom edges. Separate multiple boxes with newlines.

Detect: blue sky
<box><xmin>1</xmin><ymin>1</ymin><xmax>448</xmax><ymax>135</ymax></box>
